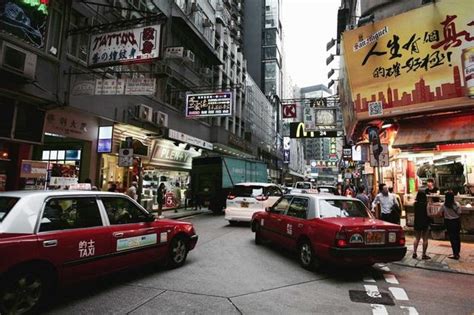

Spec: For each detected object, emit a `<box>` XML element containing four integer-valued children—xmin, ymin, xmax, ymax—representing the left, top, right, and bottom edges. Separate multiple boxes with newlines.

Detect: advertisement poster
<box><xmin>49</xmin><ymin>163</ymin><xmax>78</xmax><ymax>186</ymax></box>
<box><xmin>0</xmin><ymin>1</ymin><xmax>49</xmax><ymax>48</ymax></box>
<box><xmin>88</xmin><ymin>25</ymin><xmax>161</xmax><ymax>67</ymax></box>
<box><xmin>342</xmin><ymin>0</ymin><xmax>474</xmax><ymax>120</ymax></box>
<box><xmin>186</xmin><ymin>92</ymin><xmax>232</xmax><ymax>118</ymax></box>
<box><xmin>20</xmin><ymin>160</ymin><xmax>48</xmax><ymax>179</ymax></box>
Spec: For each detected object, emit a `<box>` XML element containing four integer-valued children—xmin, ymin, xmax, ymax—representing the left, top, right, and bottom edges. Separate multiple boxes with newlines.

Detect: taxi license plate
<box><xmin>365</xmin><ymin>230</ymin><xmax>385</xmax><ymax>245</ymax></box>
<box><xmin>240</xmin><ymin>201</ymin><xmax>249</xmax><ymax>208</ymax></box>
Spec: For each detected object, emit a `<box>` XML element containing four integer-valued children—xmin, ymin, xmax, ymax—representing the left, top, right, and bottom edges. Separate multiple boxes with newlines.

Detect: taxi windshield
<box><xmin>0</xmin><ymin>197</ymin><xmax>20</xmax><ymax>222</ymax></box>
<box><xmin>319</xmin><ymin>199</ymin><xmax>370</xmax><ymax>218</ymax></box>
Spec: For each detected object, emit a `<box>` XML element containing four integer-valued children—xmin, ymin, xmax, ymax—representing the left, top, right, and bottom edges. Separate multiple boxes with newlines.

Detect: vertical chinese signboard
<box><xmin>88</xmin><ymin>25</ymin><xmax>161</xmax><ymax>67</ymax></box>
<box><xmin>342</xmin><ymin>0</ymin><xmax>474</xmax><ymax>121</ymax></box>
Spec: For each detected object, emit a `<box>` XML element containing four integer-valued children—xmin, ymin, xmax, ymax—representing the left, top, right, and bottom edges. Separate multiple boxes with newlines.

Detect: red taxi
<box><xmin>251</xmin><ymin>193</ymin><xmax>406</xmax><ymax>270</ymax></box>
<box><xmin>0</xmin><ymin>191</ymin><xmax>198</xmax><ymax>314</ymax></box>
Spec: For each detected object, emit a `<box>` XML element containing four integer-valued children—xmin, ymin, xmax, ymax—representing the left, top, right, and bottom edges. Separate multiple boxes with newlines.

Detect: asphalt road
<box><xmin>45</xmin><ymin>213</ymin><xmax>474</xmax><ymax>315</ymax></box>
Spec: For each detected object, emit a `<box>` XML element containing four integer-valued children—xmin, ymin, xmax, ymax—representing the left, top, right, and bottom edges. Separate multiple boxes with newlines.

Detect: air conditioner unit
<box><xmin>200</xmin><ymin>67</ymin><xmax>212</xmax><ymax>77</ymax></box>
<box><xmin>152</xmin><ymin>111</ymin><xmax>169</xmax><ymax>127</ymax></box>
<box><xmin>135</xmin><ymin>104</ymin><xmax>153</xmax><ymax>122</ymax></box>
<box><xmin>184</xmin><ymin>50</ymin><xmax>195</xmax><ymax>63</ymax></box>
<box><xmin>0</xmin><ymin>42</ymin><xmax>37</xmax><ymax>80</ymax></box>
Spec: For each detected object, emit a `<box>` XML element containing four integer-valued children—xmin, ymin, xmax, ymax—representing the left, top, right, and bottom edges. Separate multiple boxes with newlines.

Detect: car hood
<box><xmin>319</xmin><ymin>217</ymin><xmax>399</xmax><ymax>228</ymax></box>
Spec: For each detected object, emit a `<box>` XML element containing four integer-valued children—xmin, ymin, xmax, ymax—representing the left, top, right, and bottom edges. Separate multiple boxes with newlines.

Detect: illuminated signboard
<box><xmin>97</xmin><ymin>126</ymin><xmax>113</xmax><ymax>153</ymax></box>
<box><xmin>289</xmin><ymin>123</ymin><xmax>344</xmax><ymax>139</ymax></box>
<box><xmin>88</xmin><ymin>25</ymin><xmax>161</xmax><ymax>67</ymax></box>
<box><xmin>185</xmin><ymin>92</ymin><xmax>233</xmax><ymax>118</ymax></box>
<box><xmin>0</xmin><ymin>0</ymin><xmax>49</xmax><ymax>48</ymax></box>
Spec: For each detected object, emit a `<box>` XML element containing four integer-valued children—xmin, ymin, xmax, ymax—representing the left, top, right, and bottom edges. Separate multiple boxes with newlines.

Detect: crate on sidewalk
<box><xmin>427</xmin><ymin>203</ymin><xmax>443</xmax><ymax>217</ymax></box>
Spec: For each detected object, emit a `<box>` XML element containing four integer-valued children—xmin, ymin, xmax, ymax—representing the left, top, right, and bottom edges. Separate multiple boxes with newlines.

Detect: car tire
<box><xmin>298</xmin><ymin>240</ymin><xmax>321</xmax><ymax>271</ymax></box>
<box><xmin>167</xmin><ymin>236</ymin><xmax>188</xmax><ymax>269</ymax></box>
<box><xmin>254</xmin><ymin>223</ymin><xmax>263</xmax><ymax>245</ymax></box>
<box><xmin>0</xmin><ymin>266</ymin><xmax>53</xmax><ymax>315</ymax></box>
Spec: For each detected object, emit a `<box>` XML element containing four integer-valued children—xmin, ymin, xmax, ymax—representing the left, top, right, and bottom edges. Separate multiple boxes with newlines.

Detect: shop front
<box><xmin>32</xmin><ymin>108</ymin><xmax>100</xmax><ymax>189</ymax></box>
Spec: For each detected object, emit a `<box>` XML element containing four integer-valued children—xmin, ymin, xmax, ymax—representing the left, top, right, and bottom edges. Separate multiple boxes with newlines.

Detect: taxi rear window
<box><xmin>319</xmin><ymin>199</ymin><xmax>370</xmax><ymax>218</ymax></box>
<box><xmin>0</xmin><ymin>197</ymin><xmax>19</xmax><ymax>222</ymax></box>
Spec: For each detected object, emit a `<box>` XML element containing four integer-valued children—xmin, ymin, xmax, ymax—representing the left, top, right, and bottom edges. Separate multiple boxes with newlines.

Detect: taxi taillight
<box><xmin>335</xmin><ymin>230</ymin><xmax>348</xmax><ymax>247</ymax></box>
<box><xmin>227</xmin><ymin>194</ymin><xmax>236</xmax><ymax>200</ymax></box>
<box><xmin>256</xmin><ymin>195</ymin><xmax>268</xmax><ymax>201</ymax></box>
<box><xmin>399</xmin><ymin>230</ymin><xmax>406</xmax><ymax>246</ymax></box>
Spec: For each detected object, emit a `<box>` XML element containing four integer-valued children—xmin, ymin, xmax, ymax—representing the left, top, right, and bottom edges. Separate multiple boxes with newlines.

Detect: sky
<box><xmin>282</xmin><ymin>0</ymin><xmax>341</xmax><ymax>89</ymax></box>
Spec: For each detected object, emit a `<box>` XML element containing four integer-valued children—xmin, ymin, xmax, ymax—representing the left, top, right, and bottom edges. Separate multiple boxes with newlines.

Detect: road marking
<box><xmin>389</xmin><ymin>287</ymin><xmax>409</xmax><ymax>300</ymax></box>
<box><xmin>383</xmin><ymin>273</ymin><xmax>399</xmax><ymax>284</ymax></box>
<box><xmin>365</xmin><ymin>285</ymin><xmax>382</xmax><ymax>298</ymax></box>
<box><xmin>375</xmin><ymin>263</ymin><xmax>391</xmax><ymax>272</ymax></box>
<box><xmin>400</xmin><ymin>306</ymin><xmax>419</xmax><ymax>315</ymax></box>
<box><xmin>371</xmin><ymin>304</ymin><xmax>388</xmax><ymax>315</ymax></box>
<box><xmin>363</xmin><ymin>275</ymin><xmax>376</xmax><ymax>282</ymax></box>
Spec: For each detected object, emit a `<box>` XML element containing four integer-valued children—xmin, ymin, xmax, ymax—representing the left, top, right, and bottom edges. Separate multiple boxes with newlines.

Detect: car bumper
<box><xmin>188</xmin><ymin>234</ymin><xmax>198</xmax><ymax>250</ymax></box>
<box><xmin>329</xmin><ymin>246</ymin><xmax>407</xmax><ymax>263</ymax></box>
<box><xmin>224</xmin><ymin>207</ymin><xmax>260</xmax><ymax>222</ymax></box>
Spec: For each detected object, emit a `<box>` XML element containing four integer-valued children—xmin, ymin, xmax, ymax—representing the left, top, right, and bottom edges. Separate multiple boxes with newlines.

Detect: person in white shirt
<box><xmin>126</xmin><ymin>181</ymin><xmax>138</xmax><ymax>201</ymax></box>
<box><xmin>371</xmin><ymin>184</ymin><xmax>399</xmax><ymax>224</ymax></box>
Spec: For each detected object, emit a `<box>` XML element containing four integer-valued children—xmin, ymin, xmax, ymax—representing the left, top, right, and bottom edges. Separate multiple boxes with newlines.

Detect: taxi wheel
<box><xmin>168</xmin><ymin>236</ymin><xmax>188</xmax><ymax>268</ymax></box>
<box><xmin>298</xmin><ymin>240</ymin><xmax>321</xmax><ymax>271</ymax></box>
<box><xmin>0</xmin><ymin>267</ymin><xmax>51</xmax><ymax>315</ymax></box>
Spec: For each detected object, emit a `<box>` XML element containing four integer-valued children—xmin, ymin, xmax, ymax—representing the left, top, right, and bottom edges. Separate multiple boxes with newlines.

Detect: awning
<box><xmin>393</xmin><ymin>113</ymin><xmax>474</xmax><ymax>149</ymax></box>
<box><xmin>213</xmin><ymin>143</ymin><xmax>255</xmax><ymax>159</ymax></box>
<box><xmin>289</xmin><ymin>170</ymin><xmax>305</xmax><ymax>178</ymax></box>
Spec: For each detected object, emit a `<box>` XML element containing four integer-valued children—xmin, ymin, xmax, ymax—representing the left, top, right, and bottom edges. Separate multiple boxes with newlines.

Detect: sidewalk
<box><xmin>157</xmin><ymin>206</ymin><xmax>212</xmax><ymax>220</ymax></box>
<box><xmin>395</xmin><ymin>235</ymin><xmax>474</xmax><ymax>275</ymax></box>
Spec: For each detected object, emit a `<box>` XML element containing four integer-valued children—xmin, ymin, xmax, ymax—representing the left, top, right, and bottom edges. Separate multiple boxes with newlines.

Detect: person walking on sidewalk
<box><xmin>440</xmin><ymin>191</ymin><xmax>462</xmax><ymax>260</ymax></box>
<box><xmin>371</xmin><ymin>184</ymin><xmax>400</xmax><ymax>224</ymax></box>
<box><xmin>157</xmin><ymin>183</ymin><xmax>166</xmax><ymax>218</ymax></box>
<box><xmin>413</xmin><ymin>190</ymin><xmax>431</xmax><ymax>260</ymax></box>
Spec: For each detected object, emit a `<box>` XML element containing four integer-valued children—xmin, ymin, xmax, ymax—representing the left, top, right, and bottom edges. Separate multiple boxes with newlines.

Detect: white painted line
<box><xmin>363</xmin><ymin>275</ymin><xmax>376</xmax><ymax>282</ymax></box>
<box><xmin>380</xmin><ymin>266</ymin><xmax>391</xmax><ymax>272</ymax></box>
<box><xmin>365</xmin><ymin>285</ymin><xmax>382</xmax><ymax>298</ymax></box>
<box><xmin>371</xmin><ymin>304</ymin><xmax>388</xmax><ymax>315</ymax></box>
<box><xmin>401</xmin><ymin>306</ymin><xmax>419</xmax><ymax>315</ymax></box>
<box><xmin>389</xmin><ymin>287</ymin><xmax>409</xmax><ymax>301</ymax></box>
<box><xmin>383</xmin><ymin>273</ymin><xmax>399</xmax><ymax>284</ymax></box>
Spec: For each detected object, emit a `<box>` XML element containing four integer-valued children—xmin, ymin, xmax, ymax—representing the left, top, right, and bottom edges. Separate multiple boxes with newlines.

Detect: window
<box><xmin>272</xmin><ymin>196</ymin><xmax>292</xmax><ymax>214</ymax></box>
<box><xmin>102</xmin><ymin>197</ymin><xmax>149</xmax><ymax>225</ymax></box>
<box><xmin>39</xmin><ymin>198</ymin><xmax>102</xmax><ymax>232</ymax></box>
<box><xmin>266</xmin><ymin>186</ymin><xmax>282</xmax><ymax>197</ymax></box>
<box><xmin>67</xmin><ymin>10</ymin><xmax>89</xmax><ymax>62</ymax></box>
<box><xmin>47</xmin><ymin>0</ymin><xmax>64</xmax><ymax>56</ymax></box>
<box><xmin>286</xmin><ymin>198</ymin><xmax>308</xmax><ymax>219</ymax></box>
<box><xmin>0</xmin><ymin>197</ymin><xmax>19</xmax><ymax>222</ymax></box>
<box><xmin>319</xmin><ymin>199</ymin><xmax>370</xmax><ymax>218</ymax></box>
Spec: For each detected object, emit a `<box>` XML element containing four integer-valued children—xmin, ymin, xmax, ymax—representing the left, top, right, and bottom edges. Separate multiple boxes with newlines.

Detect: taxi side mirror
<box><xmin>145</xmin><ymin>214</ymin><xmax>156</xmax><ymax>222</ymax></box>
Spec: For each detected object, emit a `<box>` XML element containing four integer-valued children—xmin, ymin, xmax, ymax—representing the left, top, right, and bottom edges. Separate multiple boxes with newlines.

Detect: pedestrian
<box><xmin>335</xmin><ymin>183</ymin><xmax>343</xmax><ymax>196</ymax></box>
<box><xmin>440</xmin><ymin>191</ymin><xmax>462</xmax><ymax>260</ymax></box>
<box><xmin>193</xmin><ymin>192</ymin><xmax>202</xmax><ymax>210</ymax></box>
<box><xmin>173</xmin><ymin>182</ymin><xmax>182</xmax><ymax>213</ymax></box>
<box><xmin>184</xmin><ymin>185</ymin><xmax>192</xmax><ymax>210</ymax></box>
<box><xmin>126</xmin><ymin>181</ymin><xmax>138</xmax><ymax>200</ymax></box>
<box><xmin>84</xmin><ymin>178</ymin><xmax>98</xmax><ymax>190</ymax></box>
<box><xmin>425</xmin><ymin>178</ymin><xmax>439</xmax><ymax>195</ymax></box>
<box><xmin>345</xmin><ymin>187</ymin><xmax>355</xmax><ymax>197</ymax></box>
<box><xmin>413</xmin><ymin>190</ymin><xmax>431</xmax><ymax>260</ymax></box>
<box><xmin>157</xmin><ymin>183</ymin><xmax>166</xmax><ymax>218</ymax></box>
<box><xmin>355</xmin><ymin>185</ymin><xmax>371</xmax><ymax>209</ymax></box>
<box><xmin>108</xmin><ymin>183</ymin><xmax>117</xmax><ymax>192</ymax></box>
<box><xmin>371</xmin><ymin>184</ymin><xmax>400</xmax><ymax>224</ymax></box>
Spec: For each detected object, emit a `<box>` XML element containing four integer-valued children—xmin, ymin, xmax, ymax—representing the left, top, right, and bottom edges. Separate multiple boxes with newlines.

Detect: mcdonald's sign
<box><xmin>289</xmin><ymin>122</ymin><xmax>343</xmax><ymax>139</ymax></box>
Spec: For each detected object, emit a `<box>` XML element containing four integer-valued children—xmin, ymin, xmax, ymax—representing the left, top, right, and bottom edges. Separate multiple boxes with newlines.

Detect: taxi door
<box><xmin>36</xmin><ymin>196</ymin><xmax>113</xmax><ymax>283</ymax></box>
<box><xmin>261</xmin><ymin>196</ymin><xmax>292</xmax><ymax>243</ymax></box>
<box><xmin>279</xmin><ymin>197</ymin><xmax>309</xmax><ymax>249</ymax></box>
<box><xmin>99</xmin><ymin>196</ymin><xmax>168</xmax><ymax>270</ymax></box>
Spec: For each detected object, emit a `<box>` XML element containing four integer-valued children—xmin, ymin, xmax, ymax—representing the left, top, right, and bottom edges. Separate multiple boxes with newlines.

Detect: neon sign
<box><xmin>22</xmin><ymin>0</ymin><xmax>49</xmax><ymax>15</ymax></box>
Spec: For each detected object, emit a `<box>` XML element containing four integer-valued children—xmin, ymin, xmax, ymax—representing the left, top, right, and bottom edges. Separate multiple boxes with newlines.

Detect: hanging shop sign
<box><xmin>282</xmin><ymin>104</ymin><xmax>297</xmax><ymax>118</ymax></box>
<box><xmin>118</xmin><ymin>148</ymin><xmax>133</xmax><ymax>167</ymax></box>
<box><xmin>342</xmin><ymin>0</ymin><xmax>474</xmax><ymax>121</ymax></box>
<box><xmin>342</xmin><ymin>145</ymin><xmax>352</xmax><ymax>161</ymax></box>
<box><xmin>73</xmin><ymin>78</ymin><xmax>156</xmax><ymax>96</ymax></box>
<box><xmin>88</xmin><ymin>24</ymin><xmax>161</xmax><ymax>67</ymax></box>
<box><xmin>289</xmin><ymin>122</ymin><xmax>344</xmax><ymax>139</ymax></box>
<box><xmin>44</xmin><ymin>109</ymin><xmax>98</xmax><ymax>141</ymax></box>
<box><xmin>148</xmin><ymin>139</ymin><xmax>200</xmax><ymax>169</ymax></box>
<box><xmin>20</xmin><ymin>160</ymin><xmax>48</xmax><ymax>179</ymax></box>
<box><xmin>0</xmin><ymin>1</ymin><xmax>49</xmax><ymax>48</ymax></box>
<box><xmin>168</xmin><ymin>129</ymin><xmax>213</xmax><ymax>150</ymax></box>
<box><xmin>185</xmin><ymin>92</ymin><xmax>232</xmax><ymax>118</ymax></box>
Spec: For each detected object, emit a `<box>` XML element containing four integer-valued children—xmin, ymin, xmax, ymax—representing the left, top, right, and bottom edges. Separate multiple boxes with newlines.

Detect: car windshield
<box><xmin>232</xmin><ymin>185</ymin><xmax>267</xmax><ymax>197</ymax></box>
<box><xmin>0</xmin><ymin>197</ymin><xmax>20</xmax><ymax>222</ymax></box>
<box><xmin>296</xmin><ymin>183</ymin><xmax>312</xmax><ymax>189</ymax></box>
<box><xmin>319</xmin><ymin>199</ymin><xmax>370</xmax><ymax>218</ymax></box>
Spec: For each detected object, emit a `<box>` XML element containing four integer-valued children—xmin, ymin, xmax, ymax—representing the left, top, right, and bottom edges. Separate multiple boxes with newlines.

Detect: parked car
<box><xmin>0</xmin><ymin>191</ymin><xmax>198</xmax><ymax>314</ymax></box>
<box><xmin>250</xmin><ymin>193</ymin><xmax>406</xmax><ymax>270</ymax></box>
<box><xmin>224</xmin><ymin>183</ymin><xmax>283</xmax><ymax>224</ymax></box>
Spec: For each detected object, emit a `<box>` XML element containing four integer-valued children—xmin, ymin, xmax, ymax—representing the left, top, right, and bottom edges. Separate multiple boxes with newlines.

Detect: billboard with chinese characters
<box><xmin>0</xmin><ymin>1</ymin><xmax>49</xmax><ymax>48</ymax></box>
<box><xmin>185</xmin><ymin>92</ymin><xmax>232</xmax><ymax>118</ymax></box>
<box><xmin>88</xmin><ymin>25</ymin><xmax>161</xmax><ymax>67</ymax></box>
<box><xmin>342</xmin><ymin>0</ymin><xmax>474</xmax><ymax>120</ymax></box>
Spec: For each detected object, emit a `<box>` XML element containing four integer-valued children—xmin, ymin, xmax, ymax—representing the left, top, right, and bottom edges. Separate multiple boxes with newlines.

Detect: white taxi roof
<box><xmin>0</xmin><ymin>191</ymin><xmax>128</xmax><ymax>234</ymax></box>
<box><xmin>234</xmin><ymin>182</ymin><xmax>277</xmax><ymax>187</ymax></box>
